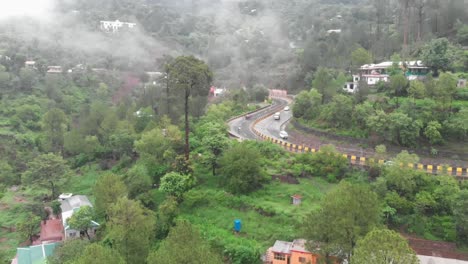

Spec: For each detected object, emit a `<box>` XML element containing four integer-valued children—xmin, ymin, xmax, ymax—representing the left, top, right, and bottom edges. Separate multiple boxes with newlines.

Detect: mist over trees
<box><xmin>1</xmin><ymin>0</ymin><xmax>468</xmax><ymax>263</ymax></box>
<box><xmin>1</xmin><ymin>0</ymin><xmax>464</xmax><ymax>92</ymax></box>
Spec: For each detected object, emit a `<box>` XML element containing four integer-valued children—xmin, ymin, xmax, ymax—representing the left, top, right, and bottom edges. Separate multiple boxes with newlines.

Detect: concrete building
<box><xmin>47</xmin><ymin>66</ymin><xmax>63</xmax><ymax>74</ymax></box>
<box><xmin>100</xmin><ymin>20</ymin><xmax>137</xmax><ymax>33</ymax></box>
<box><xmin>291</xmin><ymin>194</ymin><xmax>302</xmax><ymax>205</ymax></box>
<box><xmin>457</xmin><ymin>79</ymin><xmax>466</xmax><ymax>88</ymax></box>
<box><xmin>209</xmin><ymin>86</ymin><xmax>226</xmax><ymax>97</ymax></box>
<box><xmin>263</xmin><ymin>239</ymin><xmax>339</xmax><ymax>264</ymax></box>
<box><xmin>418</xmin><ymin>255</ymin><xmax>468</xmax><ymax>264</ymax></box>
<box><xmin>24</xmin><ymin>61</ymin><xmax>36</xmax><ymax>69</ymax></box>
<box><xmin>12</xmin><ymin>242</ymin><xmax>59</xmax><ymax>264</ymax></box>
<box><xmin>359</xmin><ymin>61</ymin><xmax>429</xmax><ymax>85</ymax></box>
<box><xmin>59</xmin><ymin>194</ymin><xmax>99</xmax><ymax>239</ymax></box>
<box><xmin>327</xmin><ymin>29</ymin><xmax>341</xmax><ymax>34</ymax></box>
<box><xmin>342</xmin><ymin>75</ymin><xmax>361</xmax><ymax>93</ymax></box>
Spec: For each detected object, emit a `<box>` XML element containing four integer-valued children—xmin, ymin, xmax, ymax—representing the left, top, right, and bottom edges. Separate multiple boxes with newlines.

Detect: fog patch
<box><xmin>0</xmin><ymin>0</ymin><xmax>55</xmax><ymax>20</ymax></box>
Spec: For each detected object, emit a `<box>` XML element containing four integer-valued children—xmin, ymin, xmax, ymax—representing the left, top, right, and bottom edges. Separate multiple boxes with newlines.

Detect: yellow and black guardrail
<box><xmin>249</xmin><ymin>97</ymin><xmax>468</xmax><ymax>179</ymax></box>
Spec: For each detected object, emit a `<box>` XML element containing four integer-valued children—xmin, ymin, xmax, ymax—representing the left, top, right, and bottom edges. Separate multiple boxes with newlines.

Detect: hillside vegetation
<box><xmin>0</xmin><ymin>0</ymin><xmax>468</xmax><ymax>263</ymax></box>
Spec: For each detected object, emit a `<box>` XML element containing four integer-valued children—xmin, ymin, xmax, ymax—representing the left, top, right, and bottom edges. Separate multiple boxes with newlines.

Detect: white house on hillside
<box><xmin>59</xmin><ymin>194</ymin><xmax>99</xmax><ymax>239</ymax></box>
<box><xmin>327</xmin><ymin>29</ymin><xmax>342</xmax><ymax>34</ymax></box>
<box><xmin>359</xmin><ymin>61</ymin><xmax>429</xmax><ymax>85</ymax></box>
<box><xmin>343</xmin><ymin>75</ymin><xmax>361</xmax><ymax>93</ymax></box>
<box><xmin>100</xmin><ymin>20</ymin><xmax>137</xmax><ymax>33</ymax></box>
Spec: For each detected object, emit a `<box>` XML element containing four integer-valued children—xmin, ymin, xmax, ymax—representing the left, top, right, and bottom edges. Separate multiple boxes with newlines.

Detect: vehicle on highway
<box><xmin>279</xmin><ymin>130</ymin><xmax>288</xmax><ymax>139</ymax></box>
<box><xmin>245</xmin><ymin>114</ymin><xmax>252</xmax><ymax>120</ymax></box>
<box><xmin>273</xmin><ymin>112</ymin><xmax>280</xmax><ymax>120</ymax></box>
<box><xmin>284</xmin><ymin>106</ymin><xmax>290</xmax><ymax>111</ymax></box>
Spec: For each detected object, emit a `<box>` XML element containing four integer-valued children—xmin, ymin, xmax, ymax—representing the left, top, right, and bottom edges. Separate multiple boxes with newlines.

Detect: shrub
<box><xmin>454</xmin><ymin>88</ymin><xmax>468</xmax><ymax>100</ymax></box>
<box><xmin>70</xmin><ymin>153</ymin><xmax>93</xmax><ymax>168</ymax></box>
<box><xmin>309</xmin><ymin>145</ymin><xmax>348</xmax><ymax>182</ymax></box>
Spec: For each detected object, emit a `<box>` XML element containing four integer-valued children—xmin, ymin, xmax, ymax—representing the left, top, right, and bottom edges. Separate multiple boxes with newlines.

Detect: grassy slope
<box><xmin>0</xmin><ymin>144</ymin><xmax>334</xmax><ymax>260</ymax></box>
<box><xmin>179</xmin><ymin>168</ymin><xmax>334</xmax><ymax>251</ymax></box>
<box><xmin>0</xmin><ymin>164</ymin><xmax>103</xmax><ymax>259</ymax></box>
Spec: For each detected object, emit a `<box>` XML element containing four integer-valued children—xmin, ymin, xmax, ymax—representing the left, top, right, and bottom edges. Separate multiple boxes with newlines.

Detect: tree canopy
<box><xmin>67</xmin><ymin>206</ymin><xmax>95</xmax><ymax>239</ymax></box>
<box><xmin>147</xmin><ymin>220</ymin><xmax>223</xmax><ymax>264</ymax></box>
<box><xmin>159</xmin><ymin>172</ymin><xmax>195</xmax><ymax>200</ymax></box>
<box><xmin>22</xmin><ymin>153</ymin><xmax>71</xmax><ymax>199</ymax></box>
<box><xmin>303</xmin><ymin>181</ymin><xmax>381</xmax><ymax>259</ymax></box>
<box><xmin>93</xmin><ymin>174</ymin><xmax>128</xmax><ymax>220</ymax></box>
<box><xmin>421</xmin><ymin>38</ymin><xmax>454</xmax><ymax>75</ymax></box>
<box><xmin>352</xmin><ymin>229</ymin><xmax>418</xmax><ymax>264</ymax></box>
<box><xmin>219</xmin><ymin>142</ymin><xmax>267</xmax><ymax>194</ymax></box>
<box><xmin>106</xmin><ymin>197</ymin><xmax>155</xmax><ymax>264</ymax></box>
<box><xmin>71</xmin><ymin>244</ymin><xmax>125</xmax><ymax>264</ymax></box>
<box><xmin>167</xmin><ymin>56</ymin><xmax>213</xmax><ymax>160</ymax></box>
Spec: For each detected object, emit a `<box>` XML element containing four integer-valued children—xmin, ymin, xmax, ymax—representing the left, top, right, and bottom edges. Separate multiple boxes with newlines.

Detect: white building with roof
<box><xmin>24</xmin><ymin>61</ymin><xmax>36</xmax><ymax>69</ymax></box>
<box><xmin>418</xmin><ymin>255</ymin><xmax>468</xmax><ymax>264</ymax></box>
<box><xmin>327</xmin><ymin>29</ymin><xmax>342</xmax><ymax>34</ymax></box>
<box><xmin>47</xmin><ymin>66</ymin><xmax>63</xmax><ymax>74</ymax></box>
<box><xmin>263</xmin><ymin>239</ymin><xmax>341</xmax><ymax>264</ymax></box>
<box><xmin>59</xmin><ymin>194</ymin><xmax>99</xmax><ymax>239</ymax></box>
<box><xmin>359</xmin><ymin>60</ymin><xmax>429</xmax><ymax>85</ymax></box>
<box><xmin>100</xmin><ymin>20</ymin><xmax>137</xmax><ymax>33</ymax></box>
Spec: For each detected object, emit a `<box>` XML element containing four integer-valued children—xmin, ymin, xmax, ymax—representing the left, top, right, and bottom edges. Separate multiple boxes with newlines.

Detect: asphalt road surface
<box><xmin>228</xmin><ymin>98</ymin><xmax>289</xmax><ymax>140</ymax></box>
<box><xmin>255</xmin><ymin>101</ymin><xmax>293</xmax><ymax>142</ymax></box>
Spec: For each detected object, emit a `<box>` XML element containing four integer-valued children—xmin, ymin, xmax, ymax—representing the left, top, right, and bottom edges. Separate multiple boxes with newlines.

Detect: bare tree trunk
<box><xmin>184</xmin><ymin>88</ymin><xmax>190</xmax><ymax>160</ymax></box>
<box><xmin>416</xmin><ymin>0</ymin><xmax>425</xmax><ymax>41</ymax></box>
<box><xmin>50</xmin><ymin>181</ymin><xmax>56</xmax><ymax>200</ymax></box>
<box><xmin>403</xmin><ymin>1</ymin><xmax>409</xmax><ymax>49</ymax></box>
<box><xmin>166</xmin><ymin>73</ymin><xmax>170</xmax><ymax>117</ymax></box>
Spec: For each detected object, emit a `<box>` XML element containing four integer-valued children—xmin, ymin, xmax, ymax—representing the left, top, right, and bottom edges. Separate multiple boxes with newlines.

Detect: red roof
<box><xmin>291</xmin><ymin>194</ymin><xmax>302</xmax><ymax>199</ymax></box>
<box><xmin>39</xmin><ymin>219</ymin><xmax>63</xmax><ymax>242</ymax></box>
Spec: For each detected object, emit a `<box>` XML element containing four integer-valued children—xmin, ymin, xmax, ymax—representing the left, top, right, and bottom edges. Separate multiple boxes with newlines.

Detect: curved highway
<box><xmin>228</xmin><ymin>98</ymin><xmax>289</xmax><ymax>140</ymax></box>
<box><xmin>254</xmin><ymin>99</ymin><xmax>293</xmax><ymax>142</ymax></box>
<box><xmin>227</xmin><ymin>96</ymin><xmax>467</xmax><ymax>178</ymax></box>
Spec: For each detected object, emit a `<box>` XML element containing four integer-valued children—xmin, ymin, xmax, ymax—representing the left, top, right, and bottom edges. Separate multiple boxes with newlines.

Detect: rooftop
<box><xmin>290</xmin><ymin>239</ymin><xmax>308</xmax><ymax>252</ymax></box>
<box><xmin>271</xmin><ymin>240</ymin><xmax>292</xmax><ymax>254</ymax></box>
<box><xmin>39</xmin><ymin>219</ymin><xmax>63</xmax><ymax>243</ymax></box>
<box><xmin>58</xmin><ymin>193</ymin><xmax>73</xmax><ymax>200</ymax></box>
<box><xmin>16</xmin><ymin>242</ymin><xmax>59</xmax><ymax>264</ymax></box>
<box><xmin>418</xmin><ymin>255</ymin><xmax>468</xmax><ymax>264</ymax></box>
<box><xmin>271</xmin><ymin>239</ymin><xmax>310</xmax><ymax>254</ymax></box>
<box><xmin>60</xmin><ymin>195</ymin><xmax>92</xmax><ymax>213</ymax></box>
<box><xmin>361</xmin><ymin>61</ymin><xmax>427</xmax><ymax>69</ymax></box>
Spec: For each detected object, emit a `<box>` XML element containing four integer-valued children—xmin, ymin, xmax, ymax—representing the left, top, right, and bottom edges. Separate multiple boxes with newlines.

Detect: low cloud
<box><xmin>0</xmin><ymin>0</ymin><xmax>55</xmax><ymax>20</ymax></box>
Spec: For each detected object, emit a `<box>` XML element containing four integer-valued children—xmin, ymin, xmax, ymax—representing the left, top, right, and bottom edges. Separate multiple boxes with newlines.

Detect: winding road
<box><xmin>228</xmin><ymin>97</ymin><xmax>290</xmax><ymax>140</ymax></box>
<box><xmin>227</xmin><ymin>96</ymin><xmax>468</xmax><ymax>178</ymax></box>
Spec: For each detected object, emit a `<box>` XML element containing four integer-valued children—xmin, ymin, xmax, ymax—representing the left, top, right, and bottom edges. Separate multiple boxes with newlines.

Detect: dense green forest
<box><xmin>1</xmin><ymin>0</ymin><xmax>468</xmax><ymax>263</ymax></box>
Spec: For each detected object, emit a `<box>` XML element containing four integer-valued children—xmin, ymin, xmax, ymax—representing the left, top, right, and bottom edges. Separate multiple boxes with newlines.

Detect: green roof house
<box><xmin>14</xmin><ymin>242</ymin><xmax>59</xmax><ymax>264</ymax></box>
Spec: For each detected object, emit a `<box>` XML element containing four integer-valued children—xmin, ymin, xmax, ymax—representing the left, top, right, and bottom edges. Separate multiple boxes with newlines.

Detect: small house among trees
<box><xmin>291</xmin><ymin>194</ymin><xmax>302</xmax><ymax>205</ymax></box>
<box><xmin>59</xmin><ymin>194</ymin><xmax>99</xmax><ymax>239</ymax></box>
<box><xmin>263</xmin><ymin>239</ymin><xmax>340</xmax><ymax>264</ymax></box>
<box><xmin>458</xmin><ymin>79</ymin><xmax>467</xmax><ymax>88</ymax></box>
<box><xmin>359</xmin><ymin>61</ymin><xmax>429</xmax><ymax>85</ymax></box>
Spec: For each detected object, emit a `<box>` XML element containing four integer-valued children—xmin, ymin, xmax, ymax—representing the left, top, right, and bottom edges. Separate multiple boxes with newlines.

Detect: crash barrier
<box><xmin>250</xmin><ymin>99</ymin><xmax>468</xmax><ymax>179</ymax></box>
<box><xmin>255</xmin><ymin>132</ymin><xmax>468</xmax><ymax>177</ymax></box>
<box><xmin>226</xmin><ymin>104</ymin><xmax>273</xmax><ymax>138</ymax></box>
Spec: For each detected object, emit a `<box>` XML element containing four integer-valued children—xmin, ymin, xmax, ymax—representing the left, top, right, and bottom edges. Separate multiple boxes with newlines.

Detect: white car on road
<box><xmin>279</xmin><ymin>130</ymin><xmax>288</xmax><ymax>139</ymax></box>
<box><xmin>284</xmin><ymin>106</ymin><xmax>290</xmax><ymax>111</ymax></box>
<box><xmin>273</xmin><ymin>112</ymin><xmax>280</xmax><ymax>120</ymax></box>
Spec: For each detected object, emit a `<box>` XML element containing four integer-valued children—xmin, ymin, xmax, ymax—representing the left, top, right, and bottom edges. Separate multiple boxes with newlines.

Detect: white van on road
<box><xmin>273</xmin><ymin>112</ymin><xmax>280</xmax><ymax>120</ymax></box>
